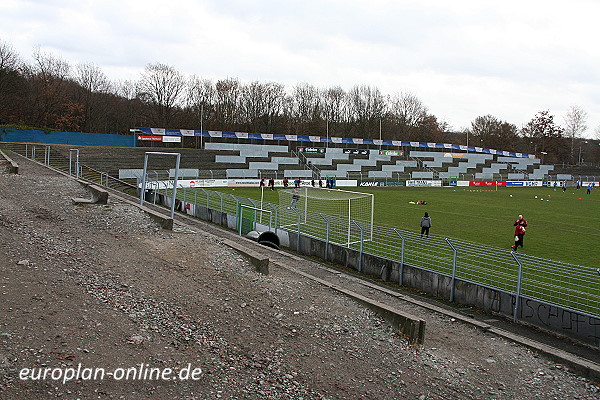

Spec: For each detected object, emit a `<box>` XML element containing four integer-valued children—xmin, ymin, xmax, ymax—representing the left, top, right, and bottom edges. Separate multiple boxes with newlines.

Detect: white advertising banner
<box><xmin>228</xmin><ymin>179</ymin><xmax>262</xmax><ymax>187</ymax></box>
<box><xmin>406</xmin><ymin>180</ymin><xmax>442</xmax><ymax>187</ymax></box>
<box><xmin>141</xmin><ymin>179</ymin><xmax>228</xmax><ymax>189</ymax></box>
<box><xmin>505</xmin><ymin>181</ymin><xmax>544</xmax><ymax>187</ymax></box>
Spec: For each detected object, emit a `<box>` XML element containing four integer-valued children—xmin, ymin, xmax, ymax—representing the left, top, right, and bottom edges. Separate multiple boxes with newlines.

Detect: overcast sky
<box><xmin>1</xmin><ymin>0</ymin><xmax>599</xmax><ymax>137</ymax></box>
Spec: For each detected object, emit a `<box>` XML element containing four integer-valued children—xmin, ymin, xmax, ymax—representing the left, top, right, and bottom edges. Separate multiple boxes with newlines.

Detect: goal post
<box><xmin>278</xmin><ymin>187</ymin><xmax>374</xmax><ymax>246</ymax></box>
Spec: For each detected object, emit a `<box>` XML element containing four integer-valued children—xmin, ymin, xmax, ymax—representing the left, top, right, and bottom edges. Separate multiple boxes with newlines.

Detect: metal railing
<box><xmin>291</xmin><ymin>149</ymin><xmax>321</xmax><ymax>178</ymax></box>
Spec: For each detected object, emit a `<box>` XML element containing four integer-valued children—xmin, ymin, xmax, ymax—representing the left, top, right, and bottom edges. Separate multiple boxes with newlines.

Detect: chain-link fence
<box><xmin>178</xmin><ymin>187</ymin><xmax>600</xmax><ymax>322</ymax></box>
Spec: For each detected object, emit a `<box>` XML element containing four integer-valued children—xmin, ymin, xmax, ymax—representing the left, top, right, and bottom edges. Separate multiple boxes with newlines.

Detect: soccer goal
<box><xmin>278</xmin><ymin>187</ymin><xmax>374</xmax><ymax>246</ymax></box>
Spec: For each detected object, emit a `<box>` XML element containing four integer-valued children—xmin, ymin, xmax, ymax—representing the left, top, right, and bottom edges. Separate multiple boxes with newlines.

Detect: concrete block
<box><xmin>72</xmin><ymin>183</ymin><xmax>109</xmax><ymax>205</ymax></box>
<box><xmin>0</xmin><ymin>150</ymin><xmax>18</xmax><ymax>174</ymax></box>
<box><xmin>138</xmin><ymin>205</ymin><xmax>174</xmax><ymax>230</ymax></box>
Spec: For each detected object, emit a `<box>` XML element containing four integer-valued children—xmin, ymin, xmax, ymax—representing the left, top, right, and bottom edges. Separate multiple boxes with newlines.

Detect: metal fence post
<box><xmin>393</xmin><ymin>229</ymin><xmax>406</xmax><ymax>286</ymax></box>
<box><xmin>268</xmin><ymin>203</ymin><xmax>279</xmax><ymax>233</ymax></box>
<box><xmin>44</xmin><ymin>146</ymin><xmax>50</xmax><ymax>165</ymax></box>
<box><xmin>169</xmin><ymin>156</ymin><xmax>181</xmax><ymax>219</ymax></box>
<box><xmin>69</xmin><ymin>149</ymin><xmax>80</xmax><ymax>178</ymax></box>
<box><xmin>445</xmin><ymin>238</ymin><xmax>458</xmax><ymax>302</ymax></box>
<box><xmin>511</xmin><ymin>252</ymin><xmax>524</xmax><ymax>323</ymax></box>
<box><xmin>75</xmin><ymin>150</ymin><xmax>80</xmax><ymax>178</ymax></box>
<box><xmin>215</xmin><ymin>191</ymin><xmax>224</xmax><ymax>212</ymax></box>
<box><xmin>229</xmin><ymin>194</ymin><xmax>237</xmax><ymax>214</ymax></box>
<box><xmin>319</xmin><ymin>213</ymin><xmax>330</xmax><ymax>261</ymax></box>
<box><xmin>140</xmin><ymin>153</ymin><xmax>149</xmax><ymax>205</ymax></box>
<box><xmin>153</xmin><ymin>181</ymin><xmax>159</xmax><ymax>205</ymax></box>
<box><xmin>199</xmin><ymin>188</ymin><xmax>207</xmax><ymax>208</ymax></box>
<box><xmin>238</xmin><ymin>206</ymin><xmax>243</xmax><ymax>235</ymax></box>
<box><xmin>290</xmin><ymin>207</ymin><xmax>301</xmax><ymax>251</ymax></box>
<box><xmin>353</xmin><ymin>221</ymin><xmax>364</xmax><ymax>272</ymax></box>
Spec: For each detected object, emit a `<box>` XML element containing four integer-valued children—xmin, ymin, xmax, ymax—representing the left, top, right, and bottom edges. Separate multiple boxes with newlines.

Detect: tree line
<box><xmin>1</xmin><ymin>39</ymin><xmax>598</xmax><ymax>164</ymax></box>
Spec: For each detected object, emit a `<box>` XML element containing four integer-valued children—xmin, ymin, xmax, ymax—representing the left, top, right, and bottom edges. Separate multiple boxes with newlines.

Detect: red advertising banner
<box><xmin>469</xmin><ymin>181</ymin><xmax>506</xmax><ymax>187</ymax></box>
<box><xmin>137</xmin><ymin>135</ymin><xmax>162</xmax><ymax>141</ymax></box>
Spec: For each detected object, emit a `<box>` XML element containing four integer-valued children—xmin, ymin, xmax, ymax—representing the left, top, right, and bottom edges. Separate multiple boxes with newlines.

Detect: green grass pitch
<box><xmin>204</xmin><ymin>185</ymin><xmax>599</xmax><ymax>267</ymax></box>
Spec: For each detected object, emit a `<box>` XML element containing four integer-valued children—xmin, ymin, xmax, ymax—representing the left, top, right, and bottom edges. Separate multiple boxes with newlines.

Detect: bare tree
<box><xmin>468</xmin><ymin>115</ymin><xmax>518</xmax><ymax>150</ymax></box>
<box><xmin>262</xmin><ymin>82</ymin><xmax>285</xmax><ymax>133</ymax></box>
<box><xmin>388</xmin><ymin>92</ymin><xmax>427</xmax><ymax>127</ymax></box>
<box><xmin>111</xmin><ymin>79</ymin><xmax>144</xmax><ymax>130</ymax></box>
<box><xmin>238</xmin><ymin>81</ymin><xmax>285</xmax><ymax>133</ymax></box>
<box><xmin>187</xmin><ymin>75</ymin><xmax>215</xmax><ymax>130</ymax></box>
<box><xmin>563</xmin><ymin>105</ymin><xmax>588</xmax><ymax>163</ymax></box>
<box><xmin>0</xmin><ymin>39</ymin><xmax>21</xmax><ymax>92</ymax></box>
<box><xmin>116</xmin><ymin>79</ymin><xmax>137</xmax><ymax>100</ymax></box>
<box><xmin>521</xmin><ymin>110</ymin><xmax>566</xmax><ymax>163</ymax></box>
<box><xmin>290</xmin><ymin>83</ymin><xmax>321</xmax><ymax>134</ymax></box>
<box><xmin>75</xmin><ymin>62</ymin><xmax>111</xmax><ymax>131</ymax></box>
<box><xmin>136</xmin><ymin>63</ymin><xmax>186</xmax><ymax>127</ymax></box>
<box><xmin>321</xmin><ymin>86</ymin><xmax>347</xmax><ymax>137</ymax></box>
<box><xmin>292</xmin><ymin>83</ymin><xmax>320</xmax><ymax>122</ymax></box>
<box><xmin>28</xmin><ymin>49</ymin><xmax>74</xmax><ymax>128</ymax></box>
<box><xmin>347</xmin><ymin>85</ymin><xmax>386</xmax><ymax>138</ymax></box>
<box><xmin>387</xmin><ymin>91</ymin><xmax>428</xmax><ymax>140</ymax></box>
<box><xmin>0</xmin><ymin>39</ymin><xmax>24</xmax><ymax>124</ymax></box>
<box><xmin>239</xmin><ymin>81</ymin><xmax>268</xmax><ymax>132</ymax></box>
<box><xmin>214</xmin><ymin>78</ymin><xmax>240</xmax><ymax>130</ymax></box>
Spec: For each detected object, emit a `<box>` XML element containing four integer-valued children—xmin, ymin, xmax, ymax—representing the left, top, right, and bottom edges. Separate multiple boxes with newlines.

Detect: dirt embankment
<box><xmin>0</xmin><ymin>157</ymin><xmax>598</xmax><ymax>399</ymax></box>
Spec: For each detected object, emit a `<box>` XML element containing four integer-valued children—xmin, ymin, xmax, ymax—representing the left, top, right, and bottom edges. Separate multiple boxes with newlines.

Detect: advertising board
<box><xmin>343</xmin><ymin>149</ymin><xmax>369</xmax><ymax>155</ymax></box>
<box><xmin>137</xmin><ymin>135</ymin><xmax>162</xmax><ymax>141</ymax></box>
<box><xmin>162</xmin><ymin>136</ymin><xmax>182</xmax><ymax>143</ymax></box>
<box><xmin>469</xmin><ymin>181</ymin><xmax>506</xmax><ymax>187</ymax></box>
<box><xmin>406</xmin><ymin>180</ymin><xmax>442</xmax><ymax>187</ymax></box>
<box><xmin>378</xmin><ymin>150</ymin><xmax>404</xmax><ymax>156</ymax></box>
<box><xmin>297</xmin><ymin>147</ymin><xmax>325</xmax><ymax>154</ymax></box>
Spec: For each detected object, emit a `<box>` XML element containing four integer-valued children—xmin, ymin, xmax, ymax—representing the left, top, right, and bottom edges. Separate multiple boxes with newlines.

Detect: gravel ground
<box><xmin>0</xmin><ymin>157</ymin><xmax>598</xmax><ymax>400</ymax></box>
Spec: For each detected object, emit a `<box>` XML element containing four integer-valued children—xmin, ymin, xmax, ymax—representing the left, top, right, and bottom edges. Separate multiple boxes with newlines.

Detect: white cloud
<box><xmin>1</xmin><ymin>0</ymin><xmax>600</xmax><ymax>135</ymax></box>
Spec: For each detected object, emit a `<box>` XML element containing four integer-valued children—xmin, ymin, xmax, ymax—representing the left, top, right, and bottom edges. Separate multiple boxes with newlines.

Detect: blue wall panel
<box><xmin>0</xmin><ymin>129</ymin><xmax>136</xmax><ymax>147</ymax></box>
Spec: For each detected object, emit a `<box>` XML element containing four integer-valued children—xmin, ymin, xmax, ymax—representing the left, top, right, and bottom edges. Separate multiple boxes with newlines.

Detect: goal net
<box><xmin>278</xmin><ymin>187</ymin><xmax>374</xmax><ymax>246</ymax></box>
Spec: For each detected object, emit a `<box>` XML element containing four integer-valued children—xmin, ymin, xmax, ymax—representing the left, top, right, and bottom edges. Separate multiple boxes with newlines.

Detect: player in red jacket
<box><xmin>513</xmin><ymin>215</ymin><xmax>527</xmax><ymax>229</ymax></box>
<box><xmin>511</xmin><ymin>215</ymin><xmax>527</xmax><ymax>252</ymax></box>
